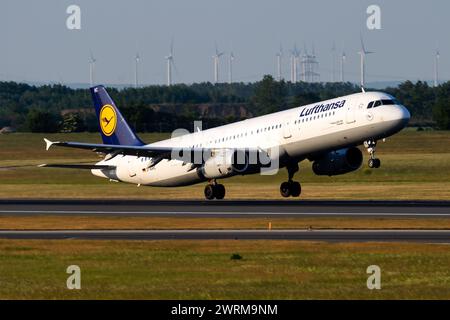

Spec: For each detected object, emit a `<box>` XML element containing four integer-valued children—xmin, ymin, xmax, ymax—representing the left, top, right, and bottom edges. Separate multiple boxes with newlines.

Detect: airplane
<box><xmin>41</xmin><ymin>85</ymin><xmax>410</xmax><ymax>200</ymax></box>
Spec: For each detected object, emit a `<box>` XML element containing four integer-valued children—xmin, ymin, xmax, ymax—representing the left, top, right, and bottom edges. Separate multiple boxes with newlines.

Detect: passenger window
<box><xmin>367</xmin><ymin>101</ymin><xmax>374</xmax><ymax>109</ymax></box>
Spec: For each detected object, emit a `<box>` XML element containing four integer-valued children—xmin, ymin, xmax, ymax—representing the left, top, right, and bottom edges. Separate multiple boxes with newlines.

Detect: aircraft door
<box><xmin>283</xmin><ymin>118</ymin><xmax>292</xmax><ymax>139</ymax></box>
<box><xmin>345</xmin><ymin>102</ymin><xmax>357</xmax><ymax>124</ymax></box>
<box><xmin>127</xmin><ymin>157</ymin><xmax>137</xmax><ymax>177</ymax></box>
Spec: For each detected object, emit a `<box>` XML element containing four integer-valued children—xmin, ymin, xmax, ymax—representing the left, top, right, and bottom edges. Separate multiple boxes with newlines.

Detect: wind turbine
<box><xmin>165</xmin><ymin>40</ymin><xmax>174</xmax><ymax>86</ymax></box>
<box><xmin>213</xmin><ymin>43</ymin><xmax>224</xmax><ymax>84</ymax></box>
<box><xmin>357</xmin><ymin>36</ymin><xmax>373</xmax><ymax>89</ymax></box>
<box><xmin>331</xmin><ymin>42</ymin><xmax>336</xmax><ymax>82</ymax></box>
<box><xmin>276</xmin><ymin>45</ymin><xmax>283</xmax><ymax>81</ymax></box>
<box><xmin>340</xmin><ymin>50</ymin><xmax>346</xmax><ymax>82</ymax></box>
<box><xmin>134</xmin><ymin>52</ymin><xmax>140</xmax><ymax>88</ymax></box>
<box><xmin>434</xmin><ymin>48</ymin><xmax>440</xmax><ymax>87</ymax></box>
<box><xmin>290</xmin><ymin>45</ymin><xmax>299</xmax><ymax>83</ymax></box>
<box><xmin>89</xmin><ymin>51</ymin><xmax>96</xmax><ymax>87</ymax></box>
<box><xmin>228</xmin><ymin>50</ymin><xmax>235</xmax><ymax>84</ymax></box>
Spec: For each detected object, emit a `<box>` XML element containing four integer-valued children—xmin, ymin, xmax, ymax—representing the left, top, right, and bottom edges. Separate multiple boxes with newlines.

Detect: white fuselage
<box><xmin>92</xmin><ymin>91</ymin><xmax>410</xmax><ymax>186</ymax></box>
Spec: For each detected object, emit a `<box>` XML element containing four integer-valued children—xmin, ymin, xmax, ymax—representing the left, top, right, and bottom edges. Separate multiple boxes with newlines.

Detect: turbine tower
<box><xmin>290</xmin><ymin>52</ymin><xmax>295</xmax><ymax>83</ymax></box>
<box><xmin>88</xmin><ymin>51</ymin><xmax>96</xmax><ymax>87</ymax></box>
<box><xmin>340</xmin><ymin>50</ymin><xmax>346</xmax><ymax>82</ymax></box>
<box><xmin>290</xmin><ymin>45</ymin><xmax>299</xmax><ymax>83</ymax></box>
<box><xmin>134</xmin><ymin>52</ymin><xmax>140</xmax><ymax>88</ymax></box>
<box><xmin>331</xmin><ymin>42</ymin><xmax>336</xmax><ymax>82</ymax></box>
<box><xmin>357</xmin><ymin>36</ymin><xmax>373</xmax><ymax>89</ymax></box>
<box><xmin>434</xmin><ymin>49</ymin><xmax>440</xmax><ymax>87</ymax></box>
<box><xmin>165</xmin><ymin>40</ymin><xmax>174</xmax><ymax>86</ymax></box>
<box><xmin>213</xmin><ymin>43</ymin><xmax>224</xmax><ymax>84</ymax></box>
<box><xmin>276</xmin><ymin>45</ymin><xmax>283</xmax><ymax>81</ymax></box>
<box><xmin>228</xmin><ymin>51</ymin><xmax>235</xmax><ymax>84</ymax></box>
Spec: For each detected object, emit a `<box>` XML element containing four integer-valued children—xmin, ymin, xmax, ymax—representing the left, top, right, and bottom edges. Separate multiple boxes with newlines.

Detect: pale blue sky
<box><xmin>0</xmin><ymin>0</ymin><xmax>448</xmax><ymax>85</ymax></box>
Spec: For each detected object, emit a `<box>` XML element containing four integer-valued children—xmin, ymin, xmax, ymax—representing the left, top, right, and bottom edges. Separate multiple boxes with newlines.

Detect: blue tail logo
<box><xmin>91</xmin><ymin>85</ymin><xmax>144</xmax><ymax>146</ymax></box>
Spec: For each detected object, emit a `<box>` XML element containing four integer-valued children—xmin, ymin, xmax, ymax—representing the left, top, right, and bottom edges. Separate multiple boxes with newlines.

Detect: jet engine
<box><xmin>312</xmin><ymin>147</ymin><xmax>363</xmax><ymax>176</ymax></box>
<box><xmin>201</xmin><ymin>149</ymin><xmax>249</xmax><ymax>179</ymax></box>
<box><xmin>200</xmin><ymin>149</ymin><xmax>269</xmax><ymax>179</ymax></box>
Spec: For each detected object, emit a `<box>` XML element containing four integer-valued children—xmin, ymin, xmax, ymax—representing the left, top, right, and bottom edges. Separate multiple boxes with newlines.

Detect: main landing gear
<box><xmin>364</xmin><ymin>140</ymin><xmax>381</xmax><ymax>168</ymax></box>
<box><xmin>280</xmin><ymin>163</ymin><xmax>301</xmax><ymax>198</ymax></box>
<box><xmin>204</xmin><ymin>180</ymin><xmax>226</xmax><ymax>200</ymax></box>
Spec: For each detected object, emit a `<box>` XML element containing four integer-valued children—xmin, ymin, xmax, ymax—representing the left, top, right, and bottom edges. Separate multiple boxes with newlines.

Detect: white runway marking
<box><xmin>0</xmin><ymin>210</ymin><xmax>450</xmax><ymax>216</ymax></box>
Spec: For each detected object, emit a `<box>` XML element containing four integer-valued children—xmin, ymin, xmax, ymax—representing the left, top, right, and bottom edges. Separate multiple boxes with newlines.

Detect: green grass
<box><xmin>0</xmin><ymin>240</ymin><xmax>449</xmax><ymax>299</ymax></box>
<box><xmin>1</xmin><ymin>130</ymin><xmax>450</xmax><ymax>199</ymax></box>
<box><xmin>1</xmin><ymin>131</ymin><xmax>450</xmax><ymax>300</ymax></box>
<box><xmin>2</xmin><ymin>215</ymin><xmax>450</xmax><ymax>230</ymax></box>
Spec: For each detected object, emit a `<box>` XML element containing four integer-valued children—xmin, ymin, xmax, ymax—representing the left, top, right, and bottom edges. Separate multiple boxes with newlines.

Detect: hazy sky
<box><xmin>0</xmin><ymin>0</ymin><xmax>449</xmax><ymax>85</ymax></box>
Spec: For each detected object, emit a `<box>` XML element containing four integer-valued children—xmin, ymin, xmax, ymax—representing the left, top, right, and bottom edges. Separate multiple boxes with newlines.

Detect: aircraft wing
<box><xmin>43</xmin><ymin>138</ymin><xmax>265</xmax><ymax>162</ymax></box>
<box><xmin>38</xmin><ymin>163</ymin><xmax>116</xmax><ymax>170</ymax></box>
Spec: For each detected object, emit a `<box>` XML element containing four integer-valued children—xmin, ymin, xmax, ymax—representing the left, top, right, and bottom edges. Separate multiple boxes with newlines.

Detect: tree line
<box><xmin>0</xmin><ymin>76</ymin><xmax>449</xmax><ymax>133</ymax></box>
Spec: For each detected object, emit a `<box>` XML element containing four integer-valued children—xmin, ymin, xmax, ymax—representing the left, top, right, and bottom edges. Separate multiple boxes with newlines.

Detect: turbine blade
<box><xmin>360</xmin><ymin>34</ymin><xmax>366</xmax><ymax>53</ymax></box>
<box><xmin>89</xmin><ymin>50</ymin><xmax>95</xmax><ymax>63</ymax></box>
<box><xmin>172</xmin><ymin>58</ymin><xmax>180</xmax><ymax>77</ymax></box>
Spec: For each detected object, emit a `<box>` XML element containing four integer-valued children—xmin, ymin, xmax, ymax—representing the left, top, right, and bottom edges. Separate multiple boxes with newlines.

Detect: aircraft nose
<box><xmin>393</xmin><ymin>104</ymin><xmax>410</xmax><ymax>127</ymax></box>
<box><xmin>398</xmin><ymin>105</ymin><xmax>410</xmax><ymax>122</ymax></box>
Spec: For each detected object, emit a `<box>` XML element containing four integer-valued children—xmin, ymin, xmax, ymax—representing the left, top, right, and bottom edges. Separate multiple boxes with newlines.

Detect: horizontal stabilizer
<box><xmin>38</xmin><ymin>164</ymin><xmax>116</xmax><ymax>170</ymax></box>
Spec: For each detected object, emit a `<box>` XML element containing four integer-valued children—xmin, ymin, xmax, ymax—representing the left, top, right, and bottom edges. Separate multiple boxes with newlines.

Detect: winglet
<box><xmin>44</xmin><ymin>138</ymin><xmax>54</xmax><ymax>151</ymax></box>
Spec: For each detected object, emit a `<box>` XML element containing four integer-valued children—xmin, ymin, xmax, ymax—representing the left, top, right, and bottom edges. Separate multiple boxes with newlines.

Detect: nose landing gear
<box><xmin>280</xmin><ymin>163</ymin><xmax>301</xmax><ymax>198</ymax></box>
<box><xmin>364</xmin><ymin>140</ymin><xmax>381</xmax><ymax>168</ymax></box>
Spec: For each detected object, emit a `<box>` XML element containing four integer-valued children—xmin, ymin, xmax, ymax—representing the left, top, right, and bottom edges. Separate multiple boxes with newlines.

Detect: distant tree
<box><xmin>433</xmin><ymin>82</ymin><xmax>450</xmax><ymax>130</ymax></box>
<box><xmin>252</xmin><ymin>75</ymin><xmax>287</xmax><ymax>114</ymax></box>
<box><xmin>25</xmin><ymin>109</ymin><xmax>60</xmax><ymax>133</ymax></box>
<box><xmin>61</xmin><ymin>113</ymin><xmax>85</xmax><ymax>133</ymax></box>
<box><xmin>3</xmin><ymin>79</ymin><xmax>450</xmax><ymax>132</ymax></box>
<box><xmin>386</xmin><ymin>80</ymin><xmax>435</xmax><ymax>126</ymax></box>
<box><xmin>291</xmin><ymin>91</ymin><xmax>321</xmax><ymax>107</ymax></box>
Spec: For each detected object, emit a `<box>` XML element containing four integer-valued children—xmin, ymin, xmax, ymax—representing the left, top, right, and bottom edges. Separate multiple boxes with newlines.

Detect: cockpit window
<box><xmin>381</xmin><ymin>99</ymin><xmax>398</xmax><ymax>105</ymax></box>
<box><xmin>368</xmin><ymin>99</ymin><xmax>399</xmax><ymax>109</ymax></box>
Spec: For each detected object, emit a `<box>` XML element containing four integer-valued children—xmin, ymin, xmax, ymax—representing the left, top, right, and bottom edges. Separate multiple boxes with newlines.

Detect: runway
<box><xmin>0</xmin><ymin>229</ymin><xmax>449</xmax><ymax>242</ymax></box>
<box><xmin>1</xmin><ymin>200</ymin><xmax>449</xmax><ymax>242</ymax></box>
<box><xmin>0</xmin><ymin>199</ymin><xmax>449</xmax><ymax>218</ymax></box>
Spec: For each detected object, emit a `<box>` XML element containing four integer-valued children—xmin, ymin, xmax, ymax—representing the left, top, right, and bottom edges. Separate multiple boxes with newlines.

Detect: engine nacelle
<box><xmin>200</xmin><ymin>149</ymin><xmax>250</xmax><ymax>179</ymax></box>
<box><xmin>312</xmin><ymin>147</ymin><xmax>363</xmax><ymax>176</ymax></box>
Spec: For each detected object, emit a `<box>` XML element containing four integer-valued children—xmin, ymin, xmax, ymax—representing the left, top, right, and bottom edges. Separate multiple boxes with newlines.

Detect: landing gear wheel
<box><xmin>204</xmin><ymin>183</ymin><xmax>226</xmax><ymax>200</ymax></box>
<box><xmin>204</xmin><ymin>185</ymin><xmax>215</xmax><ymax>200</ymax></box>
<box><xmin>364</xmin><ymin>139</ymin><xmax>381</xmax><ymax>169</ymax></box>
<box><xmin>373</xmin><ymin>158</ymin><xmax>381</xmax><ymax>168</ymax></box>
<box><xmin>280</xmin><ymin>182</ymin><xmax>291</xmax><ymax>198</ymax></box>
<box><xmin>290</xmin><ymin>181</ymin><xmax>301</xmax><ymax>197</ymax></box>
<box><xmin>280</xmin><ymin>181</ymin><xmax>301</xmax><ymax>198</ymax></box>
<box><xmin>215</xmin><ymin>184</ymin><xmax>226</xmax><ymax>200</ymax></box>
<box><xmin>280</xmin><ymin>163</ymin><xmax>302</xmax><ymax>198</ymax></box>
<box><xmin>368</xmin><ymin>158</ymin><xmax>381</xmax><ymax>169</ymax></box>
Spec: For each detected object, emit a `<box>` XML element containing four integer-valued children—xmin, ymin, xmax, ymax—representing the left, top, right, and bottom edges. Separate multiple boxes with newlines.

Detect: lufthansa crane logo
<box><xmin>99</xmin><ymin>104</ymin><xmax>117</xmax><ymax>136</ymax></box>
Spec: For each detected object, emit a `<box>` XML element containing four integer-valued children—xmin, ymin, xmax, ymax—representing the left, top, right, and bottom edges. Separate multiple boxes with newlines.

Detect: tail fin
<box><xmin>91</xmin><ymin>85</ymin><xmax>144</xmax><ymax>146</ymax></box>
